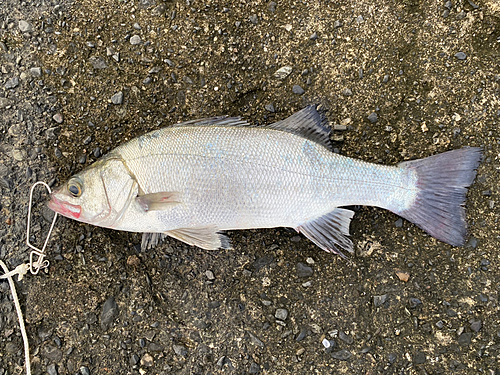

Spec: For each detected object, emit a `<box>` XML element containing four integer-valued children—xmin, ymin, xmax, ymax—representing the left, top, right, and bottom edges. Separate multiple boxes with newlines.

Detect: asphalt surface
<box><xmin>1</xmin><ymin>0</ymin><xmax>499</xmax><ymax>374</ymax></box>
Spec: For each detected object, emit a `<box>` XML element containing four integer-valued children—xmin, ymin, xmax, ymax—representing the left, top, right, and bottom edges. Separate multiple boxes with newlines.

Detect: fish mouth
<box><xmin>48</xmin><ymin>194</ymin><xmax>82</xmax><ymax>219</ymax></box>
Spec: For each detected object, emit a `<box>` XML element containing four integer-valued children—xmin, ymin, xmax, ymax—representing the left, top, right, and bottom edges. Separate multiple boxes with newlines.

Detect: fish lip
<box><xmin>48</xmin><ymin>194</ymin><xmax>82</xmax><ymax>219</ymax></box>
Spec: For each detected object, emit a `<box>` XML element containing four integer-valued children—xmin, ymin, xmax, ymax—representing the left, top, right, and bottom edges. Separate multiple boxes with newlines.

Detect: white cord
<box><xmin>0</xmin><ymin>260</ymin><xmax>31</xmax><ymax>375</ymax></box>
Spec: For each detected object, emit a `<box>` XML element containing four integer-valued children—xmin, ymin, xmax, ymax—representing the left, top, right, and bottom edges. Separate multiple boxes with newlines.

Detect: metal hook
<box><xmin>26</xmin><ymin>181</ymin><xmax>58</xmax><ymax>275</ymax></box>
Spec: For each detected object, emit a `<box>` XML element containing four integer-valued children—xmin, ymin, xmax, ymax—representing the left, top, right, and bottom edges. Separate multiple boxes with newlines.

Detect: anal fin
<box><xmin>296</xmin><ymin>208</ymin><xmax>354</xmax><ymax>258</ymax></box>
<box><xmin>166</xmin><ymin>226</ymin><xmax>231</xmax><ymax>250</ymax></box>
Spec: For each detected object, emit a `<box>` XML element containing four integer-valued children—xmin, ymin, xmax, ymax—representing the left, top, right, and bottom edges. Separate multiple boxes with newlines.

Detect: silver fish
<box><xmin>48</xmin><ymin>106</ymin><xmax>481</xmax><ymax>255</ymax></box>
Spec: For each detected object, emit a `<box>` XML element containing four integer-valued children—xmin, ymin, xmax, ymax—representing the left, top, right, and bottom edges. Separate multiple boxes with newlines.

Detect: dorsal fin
<box><xmin>171</xmin><ymin>116</ymin><xmax>249</xmax><ymax>128</ymax></box>
<box><xmin>168</xmin><ymin>106</ymin><xmax>332</xmax><ymax>150</ymax></box>
<box><xmin>267</xmin><ymin>105</ymin><xmax>333</xmax><ymax>150</ymax></box>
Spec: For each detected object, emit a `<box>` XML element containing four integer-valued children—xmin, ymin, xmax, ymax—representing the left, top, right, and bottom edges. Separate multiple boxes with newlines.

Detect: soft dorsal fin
<box><xmin>267</xmin><ymin>105</ymin><xmax>333</xmax><ymax>150</ymax></box>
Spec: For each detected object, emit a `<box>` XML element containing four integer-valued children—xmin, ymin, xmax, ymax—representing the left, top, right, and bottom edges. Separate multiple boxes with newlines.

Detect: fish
<box><xmin>48</xmin><ymin>106</ymin><xmax>482</xmax><ymax>256</ymax></box>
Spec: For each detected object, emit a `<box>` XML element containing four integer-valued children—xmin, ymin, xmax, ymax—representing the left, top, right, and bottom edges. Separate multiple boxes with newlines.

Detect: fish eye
<box><xmin>67</xmin><ymin>178</ymin><xmax>83</xmax><ymax>197</ymax></box>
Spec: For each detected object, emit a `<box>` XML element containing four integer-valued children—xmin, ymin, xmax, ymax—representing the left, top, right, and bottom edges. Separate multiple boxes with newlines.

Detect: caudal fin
<box><xmin>397</xmin><ymin>147</ymin><xmax>482</xmax><ymax>246</ymax></box>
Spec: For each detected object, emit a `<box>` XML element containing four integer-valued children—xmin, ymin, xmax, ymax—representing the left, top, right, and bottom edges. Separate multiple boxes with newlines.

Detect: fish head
<box><xmin>48</xmin><ymin>156</ymin><xmax>138</xmax><ymax>227</ymax></box>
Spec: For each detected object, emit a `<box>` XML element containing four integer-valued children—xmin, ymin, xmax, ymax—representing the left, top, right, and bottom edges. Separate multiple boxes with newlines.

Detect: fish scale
<box><xmin>117</xmin><ymin>125</ymin><xmax>413</xmax><ymax>230</ymax></box>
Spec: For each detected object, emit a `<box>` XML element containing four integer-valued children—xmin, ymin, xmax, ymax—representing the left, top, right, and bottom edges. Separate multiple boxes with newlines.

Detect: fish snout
<box><xmin>48</xmin><ymin>194</ymin><xmax>82</xmax><ymax>219</ymax></box>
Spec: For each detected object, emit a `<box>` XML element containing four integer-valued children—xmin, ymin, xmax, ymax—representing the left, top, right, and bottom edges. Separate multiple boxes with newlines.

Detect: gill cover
<box><xmin>98</xmin><ymin>158</ymin><xmax>139</xmax><ymax>227</ymax></box>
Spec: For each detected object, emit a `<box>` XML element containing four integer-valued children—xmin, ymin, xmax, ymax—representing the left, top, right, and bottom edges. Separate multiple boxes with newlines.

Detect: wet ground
<box><xmin>1</xmin><ymin>0</ymin><xmax>500</xmax><ymax>374</ymax></box>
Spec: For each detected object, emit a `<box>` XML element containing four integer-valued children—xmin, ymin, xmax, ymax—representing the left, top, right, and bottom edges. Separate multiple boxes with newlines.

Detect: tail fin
<box><xmin>397</xmin><ymin>147</ymin><xmax>482</xmax><ymax>246</ymax></box>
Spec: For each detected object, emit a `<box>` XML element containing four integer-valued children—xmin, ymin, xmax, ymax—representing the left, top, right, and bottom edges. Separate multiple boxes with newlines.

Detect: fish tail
<box><xmin>397</xmin><ymin>147</ymin><xmax>482</xmax><ymax>246</ymax></box>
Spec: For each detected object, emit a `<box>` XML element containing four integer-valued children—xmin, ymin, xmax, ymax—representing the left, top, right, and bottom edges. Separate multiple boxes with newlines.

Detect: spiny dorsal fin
<box><xmin>267</xmin><ymin>105</ymin><xmax>333</xmax><ymax>150</ymax></box>
<box><xmin>171</xmin><ymin>116</ymin><xmax>249</xmax><ymax>128</ymax></box>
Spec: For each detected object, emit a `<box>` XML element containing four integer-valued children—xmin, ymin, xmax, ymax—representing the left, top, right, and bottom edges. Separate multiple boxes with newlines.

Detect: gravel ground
<box><xmin>1</xmin><ymin>0</ymin><xmax>499</xmax><ymax>374</ymax></box>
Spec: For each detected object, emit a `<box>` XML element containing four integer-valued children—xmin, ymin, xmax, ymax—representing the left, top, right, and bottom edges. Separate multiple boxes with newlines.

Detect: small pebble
<box><xmin>89</xmin><ymin>56</ymin><xmax>108</xmax><ymax>69</ymax></box>
<box><xmin>334</xmin><ymin>20</ymin><xmax>342</xmax><ymax>28</ymax></box>
<box><xmin>265</xmin><ymin>103</ymin><xmax>275</xmax><ymax>113</ymax></box>
<box><xmin>295</xmin><ymin>327</ymin><xmax>308</xmax><ymax>341</ymax></box>
<box><xmin>322</xmin><ymin>338</ymin><xmax>331</xmax><ymax>348</ymax></box>
<box><xmin>297</xmin><ymin>262</ymin><xmax>313</xmax><ymax>278</ymax></box>
<box><xmin>249</xmin><ymin>362</ymin><xmax>261</xmax><ymax>374</ymax></box>
<box><xmin>367</xmin><ymin>112</ymin><xmax>378</xmax><ymax>123</ymax></box>
<box><xmin>140</xmin><ymin>353</ymin><xmax>154</xmax><ymax>367</ymax></box>
<box><xmin>130</xmin><ymin>35</ymin><xmax>142</xmax><ymax>45</ymax></box>
<box><xmin>338</xmin><ymin>331</ymin><xmax>353</xmax><ymax>344</ymax></box>
<box><xmin>396</xmin><ymin>271</ymin><xmax>410</xmax><ymax>282</ymax></box>
<box><xmin>12</xmin><ymin>149</ymin><xmax>26</xmax><ymax>161</ymax></box>
<box><xmin>331</xmin><ymin>349</ymin><xmax>352</xmax><ymax>361</ymax></box>
<box><xmin>309</xmin><ymin>32</ymin><xmax>318</xmax><ymax>40</ymax></box>
<box><xmin>111</xmin><ymin>91</ymin><xmax>123</xmax><ymax>104</ymax></box>
<box><xmin>47</xmin><ymin>364</ymin><xmax>58</xmax><ymax>375</ymax></box>
<box><xmin>53</xmin><ymin>113</ymin><xmax>64</xmax><ymax>123</ymax></box>
<box><xmin>468</xmin><ymin>0</ymin><xmax>479</xmax><ymax>9</ymax></box>
<box><xmin>342</xmin><ymin>88</ymin><xmax>352</xmax><ymax>96</ymax></box>
<box><xmin>130</xmin><ymin>354</ymin><xmax>139</xmax><ymax>365</ymax></box>
<box><xmin>173</xmin><ymin>344</ymin><xmax>187</xmax><ymax>356</ymax></box>
<box><xmin>249</xmin><ymin>14</ymin><xmax>258</xmax><ymax>24</ymax></box>
<box><xmin>275</xmin><ymin>308</ymin><xmax>288</xmax><ymax>320</ymax></box>
<box><xmin>5</xmin><ymin>77</ymin><xmax>19</xmax><ymax>89</ymax></box>
<box><xmin>395</xmin><ymin>218</ymin><xmax>403</xmax><ymax>227</ymax></box>
<box><xmin>19</xmin><ymin>20</ymin><xmax>32</xmax><ymax>32</ymax></box>
<box><xmin>274</xmin><ymin>66</ymin><xmax>292</xmax><ymax>79</ymax></box>
<box><xmin>455</xmin><ymin>52</ymin><xmax>467</xmax><ymax>60</ymax></box>
<box><xmin>447</xmin><ymin>308</ymin><xmax>457</xmax><ymax>317</ymax></box>
<box><xmin>292</xmin><ymin>85</ymin><xmax>305</xmax><ymax>95</ymax></box>
<box><xmin>248</xmin><ymin>332</ymin><xmax>265</xmax><ymax>347</ymax></box>
<box><xmin>458</xmin><ymin>332</ymin><xmax>472</xmax><ymax>345</ymax></box>
<box><xmin>470</xmin><ymin>320</ymin><xmax>482</xmax><ymax>332</ymax></box>
<box><xmin>436</xmin><ymin>320</ymin><xmax>444</xmax><ymax>329</ymax></box>
<box><xmin>414</xmin><ymin>352</ymin><xmax>426</xmax><ymax>364</ymax></box>
<box><xmin>30</xmin><ymin>67</ymin><xmax>42</xmax><ymax>77</ymax></box>
<box><xmin>80</xmin><ymin>367</ymin><xmax>90</xmax><ymax>375</ymax></box>
<box><xmin>205</xmin><ymin>270</ymin><xmax>215</xmax><ymax>280</ymax></box>
<box><xmin>373</xmin><ymin>294</ymin><xmax>387</xmax><ymax>307</ymax></box>
<box><xmin>100</xmin><ymin>296</ymin><xmax>119</xmax><ymax>331</ymax></box>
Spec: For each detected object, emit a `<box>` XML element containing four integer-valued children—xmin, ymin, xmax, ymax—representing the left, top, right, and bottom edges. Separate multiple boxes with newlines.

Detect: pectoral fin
<box><xmin>166</xmin><ymin>226</ymin><xmax>231</xmax><ymax>250</ymax></box>
<box><xmin>136</xmin><ymin>192</ymin><xmax>181</xmax><ymax>211</ymax></box>
<box><xmin>296</xmin><ymin>208</ymin><xmax>354</xmax><ymax>258</ymax></box>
